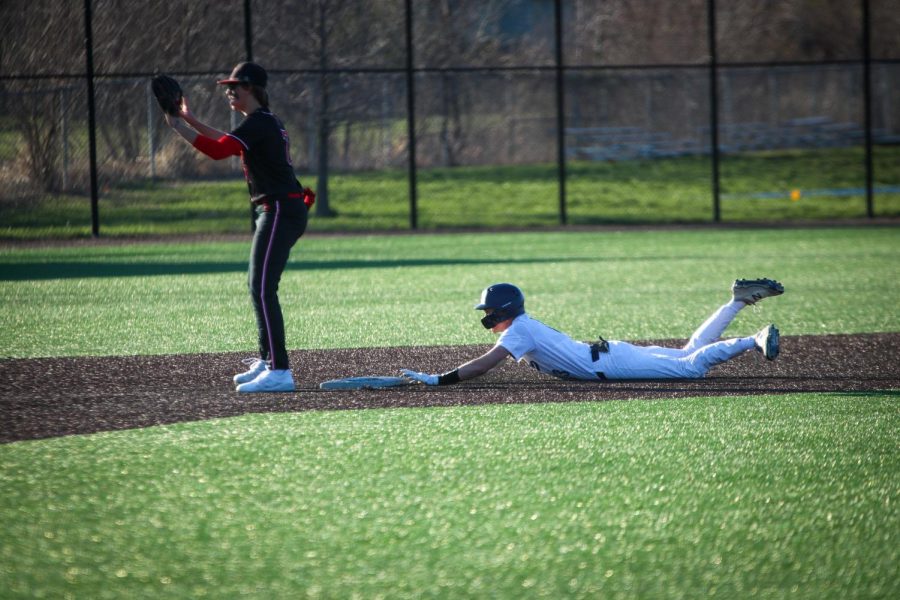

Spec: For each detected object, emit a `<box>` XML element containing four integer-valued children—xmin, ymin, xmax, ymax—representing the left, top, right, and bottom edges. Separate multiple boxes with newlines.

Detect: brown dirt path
<box><xmin>2</xmin><ymin>333</ymin><xmax>898</xmax><ymax>443</ymax></box>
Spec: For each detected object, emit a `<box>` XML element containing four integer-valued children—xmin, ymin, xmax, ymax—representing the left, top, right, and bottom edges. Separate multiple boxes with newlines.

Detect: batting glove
<box><xmin>400</xmin><ymin>369</ymin><xmax>439</xmax><ymax>386</ymax></box>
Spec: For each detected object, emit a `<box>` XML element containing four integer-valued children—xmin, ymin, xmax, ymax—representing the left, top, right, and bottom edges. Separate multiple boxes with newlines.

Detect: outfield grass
<box><xmin>2</xmin><ymin>147</ymin><xmax>899</xmax><ymax>239</ymax></box>
<box><xmin>1</xmin><ymin>227</ymin><xmax>897</xmax><ymax>598</ymax></box>
<box><xmin>1</xmin><ymin>227</ymin><xmax>899</xmax><ymax>358</ymax></box>
<box><xmin>1</xmin><ymin>393</ymin><xmax>896</xmax><ymax>598</ymax></box>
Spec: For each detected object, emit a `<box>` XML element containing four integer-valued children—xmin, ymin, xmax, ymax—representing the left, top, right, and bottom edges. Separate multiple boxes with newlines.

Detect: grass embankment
<box><xmin>2</xmin><ymin>147</ymin><xmax>898</xmax><ymax>239</ymax></box>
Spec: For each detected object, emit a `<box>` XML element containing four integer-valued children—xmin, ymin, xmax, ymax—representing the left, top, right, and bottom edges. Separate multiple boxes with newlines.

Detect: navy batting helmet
<box><xmin>475</xmin><ymin>283</ymin><xmax>525</xmax><ymax>329</ymax></box>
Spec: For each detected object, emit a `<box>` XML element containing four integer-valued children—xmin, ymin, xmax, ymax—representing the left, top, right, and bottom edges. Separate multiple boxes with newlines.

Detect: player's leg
<box><xmin>682</xmin><ymin>300</ymin><xmax>744</xmax><ymax>352</ymax></box>
<box><xmin>257</xmin><ymin>203</ymin><xmax>306</xmax><ymax>371</ymax></box>
<box><xmin>599</xmin><ymin>341</ymin><xmax>698</xmax><ymax>378</ymax></box>
<box><xmin>681</xmin><ymin>336</ymin><xmax>756</xmax><ymax>377</ymax></box>
<box><xmin>256</xmin><ymin>233</ymin><xmax>291</xmax><ymax>371</ymax></box>
<box><xmin>604</xmin><ymin>334</ymin><xmax>761</xmax><ymax>379</ymax></box>
<box><xmin>598</xmin><ymin>277</ymin><xmax>783</xmax><ymax>379</ymax></box>
<box><xmin>240</xmin><ymin>201</ymin><xmax>307</xmax><ymax>392</ymax></box>
<box><xmin>682</xmin><ymin>278</ymin><xmax>784</xmax><ymax>352</ymax></box>
<box><xmin>680</xmin><ymin>323</ymin><xmax>780</xmax><ymax>377</ymax></box>
<box><xmin>632</xmin><ymin>344</ymin><xmax>684</xmax><ymax>358</ymax></box>
<box><xmin>600</xmin><ymin>332</ymin><xmax>771</xmax><ymax>379</ymax></box>
<box><xmin>247</xmin><ymin>209</ymin><xmax>274</xmax><ymax>366</ymax></box>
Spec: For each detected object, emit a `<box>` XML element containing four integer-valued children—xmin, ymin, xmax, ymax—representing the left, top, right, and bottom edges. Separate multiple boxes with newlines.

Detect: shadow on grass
<box><xmin>0</xmin><ymin>256</ymin><xmax>633</xmax><ymax>280</ymax></box>
<box><xmin>825</xmin><ymin>389</ymin><xmax>900</xmax><ymax>397</ymax></box>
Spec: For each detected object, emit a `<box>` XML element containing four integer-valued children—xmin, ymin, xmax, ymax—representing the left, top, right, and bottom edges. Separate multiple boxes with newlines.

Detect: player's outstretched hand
<box><xmin>400</xmin><ymin>369</ymin><xmax>438</xmax><ymax>386</ymax></box>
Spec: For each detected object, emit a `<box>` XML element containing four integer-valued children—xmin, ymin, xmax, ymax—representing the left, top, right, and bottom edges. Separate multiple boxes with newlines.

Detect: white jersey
<box><xmin>495</xmin><ymin>314</ymin><xmax>601</xmax><ymax>380</ymax></box>
<box><xmin>495</xmin><ymin>304</ymin><xmax>757</xmax><ymax>381</ymax></box>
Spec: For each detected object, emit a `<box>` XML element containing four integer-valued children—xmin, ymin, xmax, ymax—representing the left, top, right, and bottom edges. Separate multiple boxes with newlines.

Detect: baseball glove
<box><xmin>151</xmin><ymin>74</ymin><xmax>183</xmax><ymax>116</ymax></box>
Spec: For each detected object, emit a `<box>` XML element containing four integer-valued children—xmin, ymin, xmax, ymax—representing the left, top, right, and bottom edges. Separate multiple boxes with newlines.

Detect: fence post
<box><xmin>60</xmin><ymin>88</ymin><xmax>69</xmax><ymax>191</ymax></box>
<box><xmin>244</xmin><ymin>0</ymin><xmax>253</xmax><ymax>60</ymax></box>
<box><xmin>706</xmin><ymin>0</ymin><xmax>721</xmax><ymax>222</ymax></box>
<box><xmin>83</xmin><ymin>0</ymin><xmax>100</xmax><ymax>237</ymax></box>
<box><xmin>862</xmin><ymin>0</ymin><xmax>874</xmax><ymax>218</ymax></box>
<box><xmin>147</xmin><ymin>81</ymin><xmax>156</xmax><ymax>180</ymax></box>
<box><xmin>244</xmin><ymin>0</ymin><xmax>256</xmax><ymax>232</ymax></box>
<box><xmin>404</xmin><ymin>0</ymin><xmax>418</xmax><ymax>229</ymax></box>
<box><xmin>553</xmin><ymin>0</ymin><xmax>567</xmax><ymax>226</ymax></box>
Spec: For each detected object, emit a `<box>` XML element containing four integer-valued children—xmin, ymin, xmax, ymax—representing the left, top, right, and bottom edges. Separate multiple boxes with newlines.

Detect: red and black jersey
<box><xmin>192</xmin><ymin>109</ymin><xmax>301</xmax><ymax>203</ymax></box>
<box><xmin>190</xmin><ymin>109</ymin><xmax>304</xmax><ymax>203</ymax></box>
<box><xmin>228</xmin><ymin>109</ymin><xmax>301</xmax><ymax>202</ymax></box>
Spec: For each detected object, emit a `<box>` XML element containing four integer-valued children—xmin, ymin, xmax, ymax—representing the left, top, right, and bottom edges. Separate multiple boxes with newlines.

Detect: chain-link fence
<box><xmin>1</xmin><ymin>0</ymin><xmax>898</xmax><ymax>238</ymax></box>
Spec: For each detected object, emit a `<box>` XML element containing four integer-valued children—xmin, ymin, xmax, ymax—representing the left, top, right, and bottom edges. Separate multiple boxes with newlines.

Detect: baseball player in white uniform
<box><xmin>401</xmin><ymin>279</ymin><xmax>783</xmax><ymax>385</ymax></box>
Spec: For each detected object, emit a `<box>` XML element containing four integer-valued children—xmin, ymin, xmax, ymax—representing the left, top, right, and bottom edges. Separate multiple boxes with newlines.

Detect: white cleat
<box><xmin>754</xmin><ymin>324</ymin><xmax>780</xmax><ymax>361</ymax></box>
<box><xmin>236</xmin><ymin>368</ymin><xmax>296</xmax><ymax>393</ymax></box>
<box><xmin>233</xmin><ymin>358</ymin><xmax>269</xmax><ymax>385</ymax></box>
<box><xmin>732</xmin><ymin>278</ymin><xmax>784</xmax><ymax>305</ymax></box>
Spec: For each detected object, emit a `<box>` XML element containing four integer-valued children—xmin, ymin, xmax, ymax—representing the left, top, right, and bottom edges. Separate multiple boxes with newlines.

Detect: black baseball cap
<box><xmin>217</xmin><ymin>62</ymin><xmax>267</xmax><ymax>87</ymax></box>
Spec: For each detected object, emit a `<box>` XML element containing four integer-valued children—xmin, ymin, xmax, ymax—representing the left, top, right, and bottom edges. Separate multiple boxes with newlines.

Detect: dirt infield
<box><xmin>2</xmin><ymin>333</ymin><xmax>898</xmax><ymax>443</ymax></box>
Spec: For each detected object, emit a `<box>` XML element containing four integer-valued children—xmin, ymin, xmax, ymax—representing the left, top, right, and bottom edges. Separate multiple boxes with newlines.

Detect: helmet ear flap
<box><xmin>481</xmin><ymin>311</ymin><xmax>506</xmax><ymax>329</ymax></box>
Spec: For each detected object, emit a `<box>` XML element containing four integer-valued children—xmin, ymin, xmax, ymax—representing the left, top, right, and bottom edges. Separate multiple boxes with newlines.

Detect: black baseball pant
<box><xmin>248</xmin><ymin>197</ymin><xmax>308</xmax><ymax>370</ymax></box>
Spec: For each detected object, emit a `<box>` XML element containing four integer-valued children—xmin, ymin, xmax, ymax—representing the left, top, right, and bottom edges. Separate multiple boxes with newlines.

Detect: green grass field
<box><xmin>1</xmin><ymin>227</ymin><xmax>899</xmax><ymax>357</ymax></box>
<box><xmin>2</xmin><ymin>394</ymin><xmax>896</xmax><ymax>598</ymax></box>
<box><xmin>2</xmin><ymin>147</ymin><xmax>899</xmax><ymax>239</ymax></box>
<box><xmin>1</xmin><ymin>227</ymin><xmax>898</xmax><ymax>598</ymax></box>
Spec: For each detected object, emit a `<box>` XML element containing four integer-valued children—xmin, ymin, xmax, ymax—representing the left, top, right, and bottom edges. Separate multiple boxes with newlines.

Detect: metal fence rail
<box><xmin>1</xmin><ymin>0</ymin><xmax>897</xmax><ymax>237</ymax></box>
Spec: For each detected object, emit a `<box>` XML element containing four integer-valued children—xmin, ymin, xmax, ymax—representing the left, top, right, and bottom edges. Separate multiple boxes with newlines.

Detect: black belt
<box><xmin>253</xmin><ymin>192</ymin><xmax>302</xmax><ymax>207</ymax></box>
<box><xmin>590</xmin><ymin>337</ymin><xmax>610</xmax><ymax>361</ymax></box>
<box><xmin>590</xmin><ymin>337</ymin><xmax>609</xmax><ymax>380</ymax></box>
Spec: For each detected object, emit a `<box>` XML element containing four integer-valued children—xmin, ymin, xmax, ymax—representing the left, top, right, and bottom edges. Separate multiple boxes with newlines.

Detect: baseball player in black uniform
<box><xmin>165</xmin><ymin>62</ymin><xmax>312</xmax><ymax>392</ymax></box>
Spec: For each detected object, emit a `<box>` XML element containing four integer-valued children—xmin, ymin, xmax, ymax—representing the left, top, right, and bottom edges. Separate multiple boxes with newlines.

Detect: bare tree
<box><xmin>2</xmin><ymin>0</ymin><xmax>895</xmax><ymax>201</ymax></box>
<box><xmin>716</xmin><ymin>0</ymin><xmax>862</xmax><ymax>62</ymax></box>
<box><xmin>296</xmin><ymin>0</ymin><xmax>405</xmax><ymax>216</ymax></box>
<box><xmin>15</xmin><ymin>89</ymin><xmax>61</xmax><ymax>192</ymax></box>
<box><xmin>414</xmin><ymin>1</ymin><xmax>540</xmax><ymax>167</ymax></box>
<box><xmin>1</xmin><ymin>0</ymin><xmax>84</xmax><ymax>193</ymax></box>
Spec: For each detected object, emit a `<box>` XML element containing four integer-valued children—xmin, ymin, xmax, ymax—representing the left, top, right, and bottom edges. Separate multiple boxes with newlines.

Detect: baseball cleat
<box><xmin>732</xmin><ymin>278</ymin><xmax>784</xmax><ymax>305</ymax></box>
<box><xmin>754</xmin><ymin>324</ymin><xmax>780</xmax><ymax>361</ymax></box>
<box><xmin>236</xmin><ymin>368</ymin><xmax>295</xmax><ymax>393</ymax></box>
<box><xmin>233</xmin><ymin>358</ymin><xmax>269</xmax><ymax>385</ymax></box>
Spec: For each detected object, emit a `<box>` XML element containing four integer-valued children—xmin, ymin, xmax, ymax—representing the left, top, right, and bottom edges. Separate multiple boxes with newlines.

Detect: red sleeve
<box><xmin>192</xmin><ymin>134</ymin><xmax>244</xmax><ymax>160</ymax></box>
